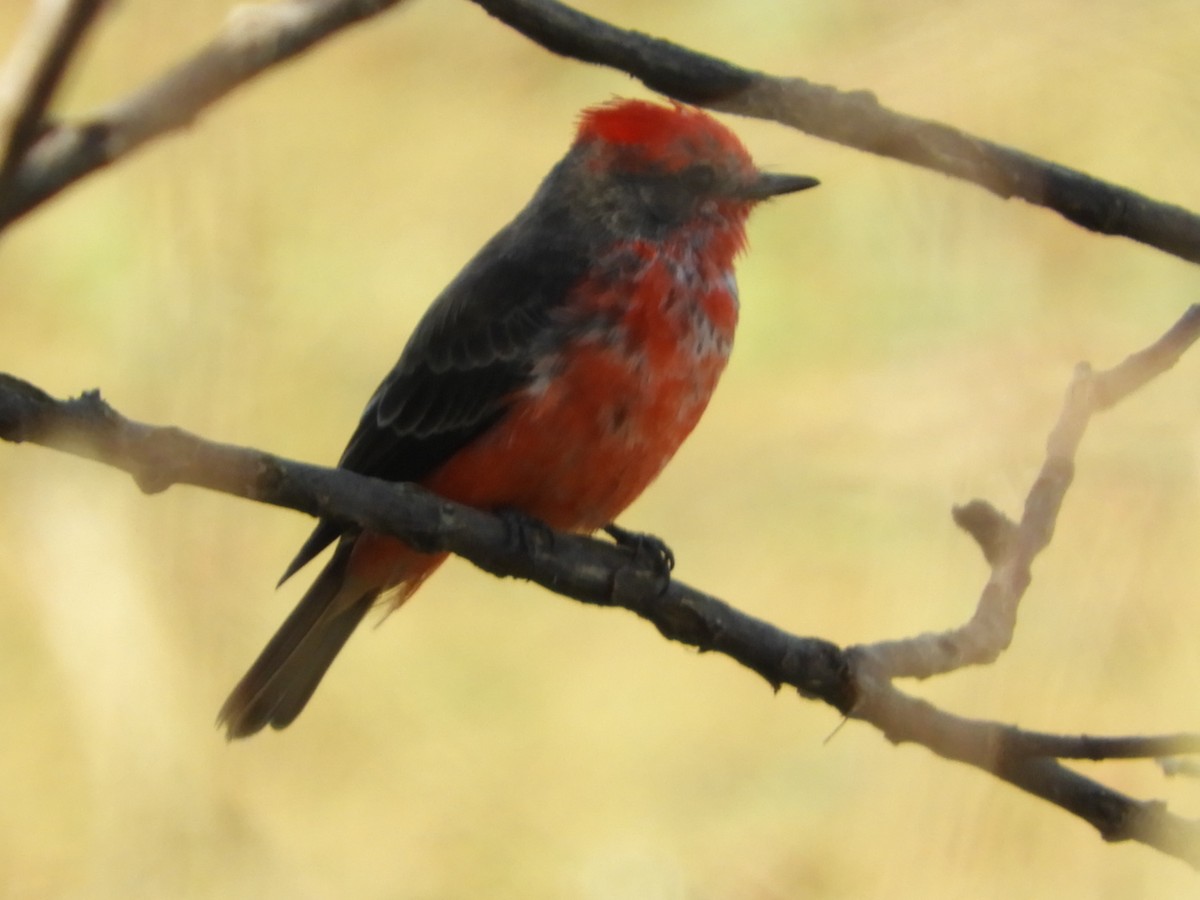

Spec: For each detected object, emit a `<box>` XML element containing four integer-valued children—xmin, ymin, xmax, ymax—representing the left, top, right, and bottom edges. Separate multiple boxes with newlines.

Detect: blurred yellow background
<box><xmin>2</xmin><ymin>0</ymin><xmax>1200</xmax><ymax>897</ymax></box>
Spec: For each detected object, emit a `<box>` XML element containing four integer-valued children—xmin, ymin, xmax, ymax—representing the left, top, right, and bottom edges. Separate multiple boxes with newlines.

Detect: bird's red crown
<box><xmin>575</xmin><ymin>98</ymin><xmax>754</xmax><ymax>174</ymax></box>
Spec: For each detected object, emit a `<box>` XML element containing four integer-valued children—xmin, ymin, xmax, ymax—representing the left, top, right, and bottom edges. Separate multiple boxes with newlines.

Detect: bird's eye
<box><xmin>631</xmin><ymin>166</ymin><xmax>716</xmax><ymax>230</ymax></box>
<box><xmin>683</xmin><ymin>164</ymin><xmax>717</xmax><ymax>193</ymax></box>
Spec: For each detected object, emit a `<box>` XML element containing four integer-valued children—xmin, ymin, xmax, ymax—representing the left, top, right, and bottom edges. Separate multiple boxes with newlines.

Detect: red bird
<box><xmin>219</xmin><ymin>98</ymin><xmax>817</xmax><ymax>737</ymax></box>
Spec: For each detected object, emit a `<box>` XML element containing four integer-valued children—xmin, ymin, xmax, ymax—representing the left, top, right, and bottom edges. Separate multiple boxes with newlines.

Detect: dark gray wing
<box><xmin>279</xmin><ymin>210</ymin><xmax>590</xmax><ymax>584</ymax></box>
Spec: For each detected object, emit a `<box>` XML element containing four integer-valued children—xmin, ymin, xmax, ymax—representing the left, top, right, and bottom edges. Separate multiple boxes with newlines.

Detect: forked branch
<box><xmin>2</xmin><ymin>307</ymin><xmax>1200</xmax><ymax>864</ymax></box>
<box><xmin>851</xmin><ymin>304</ymin><xmax>1200</xmax><ymax>681</ymax></box>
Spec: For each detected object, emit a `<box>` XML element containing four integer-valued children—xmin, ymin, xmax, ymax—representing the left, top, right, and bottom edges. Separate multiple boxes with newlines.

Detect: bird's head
<box><xmin>568</xmin><ymin>98</ymin><xmax>818</xmax><ymax>243</ymax></box>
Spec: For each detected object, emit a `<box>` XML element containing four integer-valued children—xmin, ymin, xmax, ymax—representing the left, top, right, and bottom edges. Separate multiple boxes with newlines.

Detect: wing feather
<box><xmin>281</xmin><ymin>208</ymin><xmax>590</xmax><ymax>582</ymax></box>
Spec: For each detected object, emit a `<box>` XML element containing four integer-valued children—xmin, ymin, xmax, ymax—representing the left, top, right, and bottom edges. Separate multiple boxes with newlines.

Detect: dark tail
<box><xmin>219</xmin><ymin>542</ymin><xmax>376</xmax><ymax>739</ymax></box>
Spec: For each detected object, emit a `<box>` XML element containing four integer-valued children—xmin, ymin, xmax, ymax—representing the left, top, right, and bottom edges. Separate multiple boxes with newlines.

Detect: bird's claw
<box><xmin>604</xmin><ymin>523</ymin><xmax>675</xmax><ymax>591</ymax></box>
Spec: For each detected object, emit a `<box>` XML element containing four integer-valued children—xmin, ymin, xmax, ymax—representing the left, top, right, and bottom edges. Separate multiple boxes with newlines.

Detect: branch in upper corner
<box><xmin>3</xmin><ymin>0</ymin><xmax>1200</xmax><ymax>266</ymax></box>
<box><xmin>469</xmin><ymin>0</ymin><xmax>1200</xmax><ymax>264</ymax></box>
<box><xmin>846</xmin><ymin>305</ymin><xmax>1200</xmax><ymax>683</ymax></box>
<box><xmin>0</xmin><ymin>0</ymin><xmax>411</xmax><ymax>228</ymax></box>
<box><xmin>0</xmin><ymin>0</ymin><xmax>110</xmax><ymax>184</ymax></box>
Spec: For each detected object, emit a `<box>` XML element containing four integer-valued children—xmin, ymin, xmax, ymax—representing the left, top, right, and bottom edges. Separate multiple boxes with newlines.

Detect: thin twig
<box><xmin>0</xmin><ymin>0</ymin><xmax>410</xmax><ymax>227</ymax></box>
<box><xmin>852</xmin><ymin>680</ymin><xmax>1200</xmax><ymax>865</ymax></box>
<box><xmin>1007</xmin><ymin>731</ymin><xmax>1200</xmax><ymax>762</ymax></box>
<box><xmin>468</xmin><ymin>0</ymin><xmax>1200</xmax><ymax>265</ymax></box>
<box><xmin>850</xmin><ymin>305</ymin><xmax>1200</xmax><ymax>680</ymax></box>
<box><xmin>0</xmin><ymin>0</ymin><xmax>110</xmax><ymax>184</ymax></box>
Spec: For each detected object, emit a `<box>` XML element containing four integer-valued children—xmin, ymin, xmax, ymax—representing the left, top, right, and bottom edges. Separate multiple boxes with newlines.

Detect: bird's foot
<box><xmin>604</xmin><ymin>523</ymin><xmax>675</xmax><ymax>592</ymax></box>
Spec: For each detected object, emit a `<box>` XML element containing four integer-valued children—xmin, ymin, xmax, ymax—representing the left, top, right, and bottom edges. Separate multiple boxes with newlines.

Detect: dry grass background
<box><xmin>2</xmin><ymin>1</ymin><xmax>1200</xmax><ymax>897</ymax></box>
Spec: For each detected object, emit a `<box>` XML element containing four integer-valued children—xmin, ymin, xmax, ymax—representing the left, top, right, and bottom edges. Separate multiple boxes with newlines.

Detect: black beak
<box><xmin>743</xmin><ymin>172</ymin><xmax>820</xmax><ymax>200</ymax></box>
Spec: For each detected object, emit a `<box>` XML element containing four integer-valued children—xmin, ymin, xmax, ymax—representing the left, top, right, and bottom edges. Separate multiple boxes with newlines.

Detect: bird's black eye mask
<box><xmin>622</xmin><ymin>163</ymin><xmax>734</xmax><ymax>229</ymax></box>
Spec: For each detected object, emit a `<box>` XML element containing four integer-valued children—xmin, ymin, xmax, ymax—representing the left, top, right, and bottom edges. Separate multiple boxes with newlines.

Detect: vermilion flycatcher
<box><xmin>219</xmin><ymin>98</ymin><xmax>818</xmax><ymax>738</ymax></box>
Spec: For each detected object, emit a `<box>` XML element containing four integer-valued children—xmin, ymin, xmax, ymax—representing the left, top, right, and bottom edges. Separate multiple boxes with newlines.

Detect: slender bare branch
<box><xmin>470</xmin><ymin>0</ymin><xmax>1200</xmax><ymax>265</ymax></box>
<box><xmin>850</xmin><ymin>305</ymin><xmax>1200</xmax><ymax>681</ymax></box>
<box><xmin>0</xmin><ymin>0</ymin><xmax>110</xmax><ymax>183</ymax></box>
<box><xmin>1162</xmin><ymin>758</ymin><xmax>1200</xmax><ymax>779</ymax></box>
<box><xmin>3</xmin><ymin>0</ymin><xmax>1199</xmax><ymax>270</ymax></box>
<box><xmin>0</xmin><ymin>0</ymin><xmax>410</xmax><ymax>227</ymax></box>
<box><xmin>1008</xmin><ymin>731</ymin><xmax>1200</xmax><ymax>762</ymax></box>
<box><xmin>1091</xmin><ymin>304</ymin><xmax>1200</xmax><ymax>408</ymax></box>
<box><xmin>852</xmin><ymin>680</ymin><xmax>1200</xmax><ymax>865</ymax></box>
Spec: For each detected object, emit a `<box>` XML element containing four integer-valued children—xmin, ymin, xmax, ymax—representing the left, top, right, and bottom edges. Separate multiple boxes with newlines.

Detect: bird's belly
<box><xmin>423</xmin><ymin>311</ymin><xmax>732</xmax><ymax>532</ymax></box>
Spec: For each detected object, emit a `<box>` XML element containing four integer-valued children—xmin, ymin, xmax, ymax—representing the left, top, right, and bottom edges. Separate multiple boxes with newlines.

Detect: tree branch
<box><xmin>853</xmin><ymin>681</ymin><xmax>1200</xmax><ymax>862</ymax></box>
<box><xmin>469</xmin><ymin>0</ymin><xmax>1200</xmax><ymax>265</ymax></box>
<box><xmin>3</xmin><ymin>306</ymin><xmax>1200</xmax><ymax>865</ymax></box>
<box><xmin>0</xmin><ymin>0</ymin><xmax>410</xmax><ymax>227</ymax></box>
<box><xmin>0</xmin><ymin>0</ymin><xmax>110</xmax><ymax>185</ymax></box>
<box><xmin>3</xmin><ymin>0</ymin><xmax>1198</xmax><ymax>271</ymax></box>
<box><xmin>850</xmin><ymin>304</ymin><xmax>1200</xmax><ymax>681</ymax></box>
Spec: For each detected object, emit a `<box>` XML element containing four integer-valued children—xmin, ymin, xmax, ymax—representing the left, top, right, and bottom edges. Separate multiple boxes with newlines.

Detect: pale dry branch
<box><xmin>0</xmin><ymin>0</ymin><xmax>410</xmax><ymax>226</ymax></box>
<box><xmin>851</xmin><ymin>305</ymin><xmax>1200</xmax><ymax>681</ymax></box>
<box><xmin>0</xmin><ymin>0</ymin><xmax>109</xmax><ymax>182</ymax></box>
